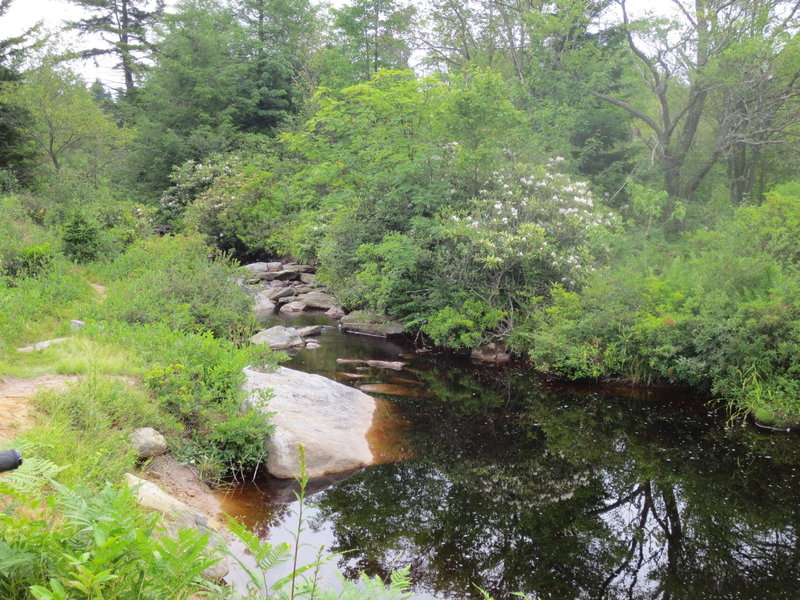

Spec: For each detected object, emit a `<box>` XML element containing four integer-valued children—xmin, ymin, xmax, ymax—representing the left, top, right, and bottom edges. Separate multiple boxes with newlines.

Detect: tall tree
<box><xmin>0</xmin><ymin>0</ymin><xmax>41</xmax><ymax>181</ymax></box>
<box><xmin>0</xmin><ymin>59</ymin><xmax>130</xmax><ymax>174</ymax></box>
<box><xmin>232</xmin><ymin>0</ymin><xmax>318</xmax><ymax>131</ymax></box>
<box><xmin>128</xmin><ymin>0</ymin><xmax>302</xmax><ymax>192</ymax></box>
<box><xmin>127</xmin><ymin>0</ymin><xmax>243</xmax><ymax>191</ymax></box>
<box><xmin>584</xmin><ymin>0</ymin><xmax>800</xmax><ymax>203</ymax></box>
<box><xmin>65</xmin><ymin>0</ymin><xmax>165</xmax><ymax>95</ymax></box>
<box><xmin>330</xmin><ymin>0</ymin><xmax>417</xmax><ymax>82</ymax></box>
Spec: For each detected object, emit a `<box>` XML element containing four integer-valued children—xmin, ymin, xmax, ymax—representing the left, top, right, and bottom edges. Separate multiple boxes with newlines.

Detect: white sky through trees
<box><xmin>0</xmin><ymin>0</ymin><xmax>674</xmax><ymax>89</ymax></box>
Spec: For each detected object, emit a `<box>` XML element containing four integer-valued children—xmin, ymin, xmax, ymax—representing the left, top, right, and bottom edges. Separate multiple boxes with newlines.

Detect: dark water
<box><xmin>224</xmin><ymin>312</ymin><xmax>800</xmax><ymax>600</ymax></box>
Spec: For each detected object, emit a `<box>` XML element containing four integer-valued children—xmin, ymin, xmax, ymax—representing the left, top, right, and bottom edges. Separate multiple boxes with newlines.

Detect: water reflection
<box><xmin>228</xmin><ymin>320</ymin><xmax>800</xmax><ymax>600</ymax></box>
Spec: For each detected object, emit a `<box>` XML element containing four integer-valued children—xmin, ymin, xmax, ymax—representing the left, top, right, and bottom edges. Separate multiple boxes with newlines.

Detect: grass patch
<box><xmin>14</xmin><ymin>375</ymin><xmax>179</xmax><ymax>488</ymax></box>
<box><xmin>0</xmin><ymin>335</ymin><xmax>142</xmax><ymax>378</ymax></box>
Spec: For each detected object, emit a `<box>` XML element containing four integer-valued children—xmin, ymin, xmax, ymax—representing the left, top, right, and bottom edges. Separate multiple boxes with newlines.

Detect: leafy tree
<box><xmin>329</xmin><ymin>0</ymin><xmax>417</xmax><ymax>82</ymax></box>
<box><xmin>231</xmin><ymin>0</ymin><xmax>318</xmax><ymax>132</ymax></box>
<box><xmin>0</xmin><ymin>58</ymin><xmax>131</xmax><ymax>175</ymax></box>
<box><xmin>65</xmin><ymin>0</ymin><xmax>165</xmax><ymax>95</ymax></box>
<box><xmin>419</xmin><ymin>0</ymin><xmax>635</xmax><ymax>200</ymax></box>
<box><xmin>584</xmin><ymin>0</ymin><xmax>800</xmax><ymax>204</ymax></box>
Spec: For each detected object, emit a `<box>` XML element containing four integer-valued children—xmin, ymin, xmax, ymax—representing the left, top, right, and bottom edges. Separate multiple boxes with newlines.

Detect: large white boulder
<box><xmin>242</xmin><ymin>366</ymin><xmax>375</xmax><ymax>479</ymax></box>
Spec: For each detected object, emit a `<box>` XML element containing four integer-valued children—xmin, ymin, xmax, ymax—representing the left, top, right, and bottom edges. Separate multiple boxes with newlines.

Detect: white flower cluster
<box><xmin>442</xmin><ymin>162</ymin><xmax>620</xmax><ymax>286</ymax></box>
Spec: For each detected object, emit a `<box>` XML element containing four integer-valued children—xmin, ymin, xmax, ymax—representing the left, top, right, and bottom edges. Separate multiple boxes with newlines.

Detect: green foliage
<box><xmin>0</xmin><ymin>482</ymin><xmax>220</xmax><ymax>600</ymax></box>
<box><xmin>95</xmin><ymin>235</ymin><xmax>257</xmax><ymax>340</ymax></box>
<box><xmin>0</xmin><ymin>57</ymin><xmax>132</xmax><ymax>175</ymax></box>
<box><xmin>126</xmin><ymin>0</ymin><xmax>312</xmax><ymax>194</ymax></box>
<box><xmin>21</xmin><ymin>375</ymin><xmax>176</xmax><ymax>487</ymax></box>
<box><xmin>424</xmin><ymin>298</ymin><xmax>505</xmax><ymax>350</ymax></box>
<box><xmin>523</xmin><ymin>182</ymin><xmax>800</xmax><ymax>420</ymax></box>
<box><xmin>0</xmin><ymin>262</ymin><xmax>90</xmax><ymax>350</ymax></box>
<box><xmin>0</xmin><ymin>194</ymin><xmax>58</xmax><ymax>277</ymax></box>
<box><xmin>84</xmin><ymin>319</ymin><xmax>276</xmax><ymax>482</ymax></box>
<box><xmin>328</xmin><ymin>0</ymin><xmax>416</xmax><ymax>84</ymax></box>
<box><xmin>184</xmin><ymin>159</ymin><xmax>290</xmax><ymax>257</ymax></box>
<box><xmin>157</xmin><ymin>155</ymin><xmax>239</xmax><ymax>230</ymax></box>
<box><xmin>14</xmin><ymin>243</ymin><xmax>55</xmax><ymax>277</ymax></box>
<box><xmin>61</xmin><ymin>212</ymin><xmax>101</xmax><ymax>263</ymax></box>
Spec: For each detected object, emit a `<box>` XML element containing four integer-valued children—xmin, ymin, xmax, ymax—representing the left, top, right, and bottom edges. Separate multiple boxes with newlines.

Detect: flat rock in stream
<box><xmin>253</xmin><ymin>290</ymin><xmax>276</xmax><ymax>321</ymax></box>
<box><xmin>242</xmin><ymin>366</ymin><xmax>375</xmax><ymax>479</ymax></box>
<box><xmin>297</xmin><ymin>291</ymin><xmax>337</xmax><ymax>310</ymax></box>
<box><xmin>340</xmin><ymin>311</ymin><xmax>406</xmax><ymax>337</ymax></box>
<box><xmin>280</xmin><ymin>300</ymin><xmax>307</xmax><ymax>313</ymax></box>
<box><xmin>251</xmin><ymin>326</ymin><xmax>304</xmax><ymax>349</ymax></box>
<box><xmin>264</xmin><ymin>286</ymin><xmax>296</xmax><ymax>301</ymax></box>
<box><xmin>297</xmin><ymin>325</ymin><xmax>323</xmax><ymax>337</ymax></box>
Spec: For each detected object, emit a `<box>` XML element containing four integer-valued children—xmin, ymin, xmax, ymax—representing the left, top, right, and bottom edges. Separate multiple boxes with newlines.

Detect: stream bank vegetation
<box><xmin>1</xmin><ymin>0</ymin><xmax>800</xmax><ymax>596</ymax></box>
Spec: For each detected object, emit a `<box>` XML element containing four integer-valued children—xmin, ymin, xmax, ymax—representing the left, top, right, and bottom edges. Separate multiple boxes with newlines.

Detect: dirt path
<box><xmin>89</xmin><ymin>282</ymin><xmax>106</xmax><ymax>299</ymax></box>
<box><xmin>0</xmin><ymin>375</ymin><xmax>78</xmax><ymax>442</ymax></box>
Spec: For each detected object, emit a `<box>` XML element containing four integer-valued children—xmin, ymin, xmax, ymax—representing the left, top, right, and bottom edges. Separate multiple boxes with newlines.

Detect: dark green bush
<box><xmin>522</xmin><ymin>183</ymin><xmax>800</xmax><ymax>421</ymax></box>
<box><xmin>96</xmin><ymin>235</ymin><xmax>257</xmax><ymax>340</ymax></box>
<box><xmin>62</xmin><ymin>212</ymin><xmax>101</xmax><ymax>263</ymax></box>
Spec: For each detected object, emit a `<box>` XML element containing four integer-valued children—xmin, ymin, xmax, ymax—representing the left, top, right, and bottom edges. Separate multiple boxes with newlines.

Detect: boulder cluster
<box><xmin>244</xmin><ymin>261</ymin><xmax>342</xmax><ymax>320</ymax></box>
<box><xmin>243</xmin><ymin>262</ymin><xmax>407</xmax><ymax>350</ymax></box>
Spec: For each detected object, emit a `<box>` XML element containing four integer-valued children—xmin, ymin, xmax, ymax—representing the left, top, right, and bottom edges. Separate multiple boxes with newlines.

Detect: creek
<box><xmin>222</xmin><ymin>312</ymin><xmax>800</xmax><ymax>600</ymax></box>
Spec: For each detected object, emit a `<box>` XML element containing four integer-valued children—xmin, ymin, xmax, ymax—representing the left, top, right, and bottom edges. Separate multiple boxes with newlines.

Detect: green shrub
<box><xmin>521</xmin><ymin>182</ymin><xmax>800</xmax><ymax>421</ymax></box>
<box><xmin>157</xmin><ymin>155</ymin><xmax>239</xmax><ymax>230</ymax></box>
<box><xmin>423</xmin><ymin>298</ymin><xmax>505</xmax><ymax>349</ymax></box>
<box><xmin>0</xmin><ymin>195</ymin><xmax>58</xmax><ymax>277</ymax></box>
<box><xmin>62</xmin><ymin>212</ymin><xmax>101</xmax><ymax>263</ymax></box>
<box><xmin>89</xmin><ymin>321</ymin><xmax>278</xmax><ymax>481</ymax></box>
<box><xmin>0</xmin><ymin>481</ymin><xmax>220</xmax><ymax>600</ymax></box>
<box><xmin>183</xmin><ymin>158</ymin><xmax>294</xmax><ymax>258</ymax></box>
<box><xmin>95</xmin><ymin>235</ymin><xmax>257</xmax><ymax>340</ymax></box>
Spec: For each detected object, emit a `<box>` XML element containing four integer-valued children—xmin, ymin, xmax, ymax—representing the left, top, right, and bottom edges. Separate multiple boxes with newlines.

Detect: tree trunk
<box><xmin>120</xmin><ymin>0</ymin><xmax>135</xmax><ymax>94</ymax></box>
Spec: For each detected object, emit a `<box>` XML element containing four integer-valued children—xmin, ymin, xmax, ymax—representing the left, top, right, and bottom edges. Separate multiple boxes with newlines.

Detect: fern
<box><xmin>1</xmin><ymin>456</ymin><xmax>64</xmax><ymax>495</ymax></box>
<box><xmin>311</xmin><ymin>567</ymin><xmax>414</xmax><ymax>600</ymax></box>
<box><xmin>225</xmin><ymin>515</ymin><xmax>291</xmax><ymax>594</ymax></box>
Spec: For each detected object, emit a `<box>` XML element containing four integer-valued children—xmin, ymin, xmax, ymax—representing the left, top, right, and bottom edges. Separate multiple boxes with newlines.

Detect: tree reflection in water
<box><xmin>230</xmin><ymin>327</ymin><xmax>800</xmax><ymax>600</ymax></box>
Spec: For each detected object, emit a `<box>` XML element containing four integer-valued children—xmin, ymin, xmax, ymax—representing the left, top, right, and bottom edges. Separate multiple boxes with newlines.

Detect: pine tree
<box><xmin>65</xmin><ymin>0</ymin><xmax>165</xmax><ymax>95</ymax></box>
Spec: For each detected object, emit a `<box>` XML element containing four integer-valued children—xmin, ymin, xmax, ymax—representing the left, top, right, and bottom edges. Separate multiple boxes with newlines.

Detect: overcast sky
<box><xmin>0</xmin><ymin>0</ymin><xmax>121</xmax><ymax>85</ymax></box>
<box><xmin>1</xmin><ymin>0</ymin><xmax>671</xmax><ymax>89</ymax></box>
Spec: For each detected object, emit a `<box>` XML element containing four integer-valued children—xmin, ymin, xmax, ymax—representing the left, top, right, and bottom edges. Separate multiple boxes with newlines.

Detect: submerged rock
<box><xmin>470</xmin><ymin>343</ymin><xmax>511</xmax><ymax>364</ymax></box>
<box><xmin>250</xmin><ymin>326</ymin><xmax>304</xmax><ymax>349</ymax></box>
<box><xmin>242</xmin><ymin>366</ymin><xmax>375</xmax><ymax>479</ymax></box>
<box><xmin>340</xmin><ymin>311</ymin><xmax>405</xmax><ymax>338</ymax></box>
